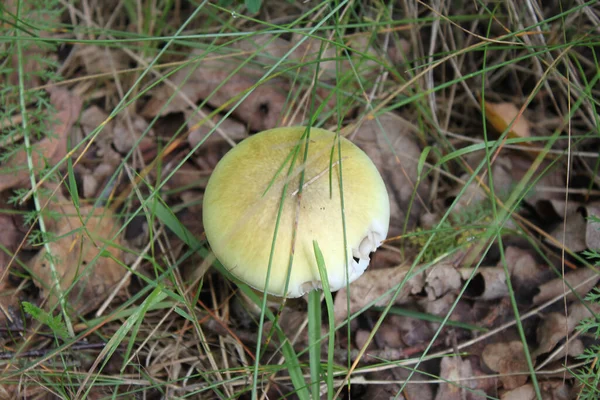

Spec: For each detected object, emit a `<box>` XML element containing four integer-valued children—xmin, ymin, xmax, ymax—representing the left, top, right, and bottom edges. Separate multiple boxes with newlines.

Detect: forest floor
<box><xmin>1</xmin><ymin>1</ymin><xmax>600</xmax><ymax>399</ymax></box>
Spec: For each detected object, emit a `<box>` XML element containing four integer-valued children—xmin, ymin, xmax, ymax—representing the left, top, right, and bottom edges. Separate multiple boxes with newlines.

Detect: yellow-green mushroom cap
<box><xmin>203</xmin><ymin>126</ymin><xmax>390</xmax><ymax>298</ymax></box>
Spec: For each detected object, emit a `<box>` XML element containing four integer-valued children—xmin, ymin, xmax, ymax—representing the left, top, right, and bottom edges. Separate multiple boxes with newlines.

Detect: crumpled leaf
<box><xmin>379</xmin><ymin>313</ymin><xmax>433</xmax><ymax>347</ymax></box>
<box><xmin>543</xmin><ymin>338</ymin><xmax>585</xmax><ymax>364</ymax></box>
<box><xmin>363</xmin><ymin>369</ymin><xmax>433</xmax><ymax>400</ymax></box>
<box><xmin>500</xmin><ymin>384</ymin><xmax>536</xmax><ymax>400</ymax></box>
<box><xmin>582</xmin><ymin>203</ymin><xmax>600</xmax><ymax>250</ymax></box>
<box><xmin>334</xmin><ymin>265</ymin><xmax>424</xmax><ymax>326</ymax></box>
<box><xmin>508</xmin><ymin>155</ymin><xmax>565</xmax><ymax>204</ymax></box>
<box><xmin>484</xmin><ymin>101</ymin><xmax>531</xmax><ymax>139</ymax></box>
<box><xmin>344</xmin><ymin>36</ymin><xmax>410</xmax><ymax>81</ymax></box>
<box><xmin>482</xmin><ymin>341</ymin><xmax>529</xmax><ymax>389</ymax></box>
<box><xmin>0</xmin><ymin>211</ymin><xmax>23</xmax><ymax>322</ymax></box>
<box><xmin>235</xmin><ymin>34</ymin><xmax>338</xmax><ymax>80</ymax></box>
<box><xmin>263</xmin><ymin>308</ymin><xmax>317</xmax><ymax>348</ymax></box>
<box><xmin>30</xmin><ymin>202</ymin><xmax>128</xmax><ymax>314</ymax></box>
<box><xmin>461</xmin><ymin>267</ymin><xmax>508</xmax><ymax>300</ymax></box>
<box><xmin>501</xmin><ymin>381</ymin><xmax>572</xmax><ymax>400</ymax></box>
<box><xmin>449</xmin><ymin>155</ymin><xmax>514</xmax><ymax>213</ymax></box>
<box><xmin>534</xmin><ymin>301</ymin><xmax>600</xmax><ymax>357</ymax></box>
<box><xmin>0</xmin><ymin>212</ymin><xmax>23</xmax><ymax>276</ymax></box>
<box><xmin>458</xmin><ymin>152</ymin><xmax>564</xmax><ymax>208</ymax></box>
<box><xmin>74</xmin><ymin>45</ymin><xmax>129</xmax><ymax>76</ymax></box>
<box><xmin>353</xmin><ymin>113</ymin><xmax>430</xmax><ymax>232</ymax></box>
<box><xmin>533</xmin><ymin>268</ymin><xmax>600</xmax><ymax>305</ymax></box>
<box><xmin>425</xmin><ymin>262</ymin><xmax>462</xmax><ymax>300</ymax></box>
<box><xmin>185</xmin><ymin>108</ymin><xmax>248</xmax><ymax>149</ymax></box>
<box><xmin>0</xmin><ymin>88</ymin><xmax>82</xmax><ymax>192</ymax></box>
<box><xmin>112</xmin><ymin>113</ymin><xmax>154</xmax><ymax>154</ymax></box>
<box><xmin>418</xmin><ymin>292</ymin><xmax>461</xmax><ymax>328</ymax></box>
<box><xmin>502</xmin><ymin>246</ymin><xmax>548</xmax><ymax>301</ymax></box>
<box><xmin>547</xmin><ymin>209</ymin><xmax>587</xmax><ymax>252</ymax></box>
<box><xmin>141</xmin><ymin>50</ymin><xmax>291</xmax><ymax>131</ymax></box>
<box><xmin>3</xmin><ymin>2</ymin><xmax>58</xmax><ymax>90</ymax></box>
<box><xmin>435</xmin><ymin>356</ymin><xmax>486</xmax><ymax>400</ymax></box>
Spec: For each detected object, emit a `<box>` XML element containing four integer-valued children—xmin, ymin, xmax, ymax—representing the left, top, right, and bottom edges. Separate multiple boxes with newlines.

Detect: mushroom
<box><xmin>203</xmin><ymin>126</ymin><xmax>390</xmax><ymax>298</ymax></box>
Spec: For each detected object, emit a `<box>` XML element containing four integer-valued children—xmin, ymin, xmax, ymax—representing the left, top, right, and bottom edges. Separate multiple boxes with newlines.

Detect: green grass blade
<box><xmin>313</xmin><ymin>241</ymin><xmax>335</xmax><ymax>400</ymax></box>
<box><xmin>308</xmin><ymin>289</ymin><xmax>322</xmax><ymax>399</ymax></box>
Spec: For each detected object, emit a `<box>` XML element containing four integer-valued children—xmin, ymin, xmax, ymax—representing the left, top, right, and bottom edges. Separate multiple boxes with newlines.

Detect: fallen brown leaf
<box><xmin>449</xmin><ymin>155</ymin><xmax>514</xmax><ymax>213</ymax></box>
<box><xmin>388</xmin><ymin>312</ymin><xmax>434</xmax><ymax>346</ymax></box>
<box><xmin>583</xmin><ymin>203</ymin><xmax>600</xmax><ymax>250</ymax></box>
<box><xmin>112</xmin><ymin>114</ymin><xmax>155</xmax><ymax>154</ymax></box>
<box><xmin>185</xmin><ymin>108</ymin><xmax>248</xmax><ymax>149</ymax></box>
<box><xmin>532</xmin><ymin>268</ymin><xmax>600</xmax><ymax>305</ymax></box>
<box><xmin>460</xmin><ymin>267</ymin><xmax>509</xmax><ymax>300</ymax></box>
<box><xmin>482</xmin><ymin>340</ymin><xmax>529</xmax><ymax>389</ymax></box>
<box><xmin>0</xmin><ymin>88</ymin><xmax>82</xmax><ymax>192</ymax></box>
<box><xmin>459</xmin><ymin>152</ymin><xmax>564</xmax><ymax>207</ymax></box>
<box><xmin>236</xmin><ymin>34</ymin><xmax>338</xmax><ymax>80</ymax></box>
<box><xmin>75</xmin><ymin>45</ymin><xmax>129</xmax><ymax>76</ymax></box>
<box><xmin>435</xmin><ymin>356</ymin><xmax>486</xmax><ymax>400</ymax></box>
<box><xmin>500</xmin><ymin>384</ymin><xmax>536</xmax><ymax>400</ymax></box>
<box><xmin>418</xmin><ymin>292</ymin><xmax>459</xmax><ymax>328</ymax></box>
<box><xmin>141</xmin><ymin>51</ymin><xmax>291</xmax><ymax>131</ymax></box>
<box><xmin>353</xmin><ymin>113</ymin><xmax>430</xmax><ymax>233</ymax></box>
<box><xmin>4</xmin><ymin>2</ymin><xmax>58</xmax><ymax>90</ymax></box>
<box><xmin>30</xmin><ymin>203</ymin><xmax>128</xmax><ymax>314</ymax></box>
<box><xmin>425</xmin><ymin>262</ymin><xmax>462</xmax><ymax>300</ymax></box>
<box><xmin>501</xmin><ymin>381</ymin><xmax>573</xmax><ymax>400</ymax></box>
<box><xmin>334</xmin><ymin>264</ymin><xmax>424</xmax><ymax>326</ymax></box>
<box><xmin>503</xmin><ymin>246</ymin><xmax>548</xmax><ymax>301</ymax></box>
<box><xmin>484</xmin><ymin>101</ymin><xmax>531</xmax><ymax>139</ymax></box>
<box><xmin>547</xmin><ymin>208</ymin><xmax>587</xmax><ymax>252</ymax></box>
<box><xmin>534</xmin><ymin>301</ymin><xmax>600</xmax><ymax>357</ymax></box>
<box><xmin>0</xmin><ymin>210</ymin><xmax>25</xmax><ymax>322</ymax></box>
<box><xmin>0</xmin><ymin>212</ymin><xmax>24</xmax><ymax>279</ymax></box>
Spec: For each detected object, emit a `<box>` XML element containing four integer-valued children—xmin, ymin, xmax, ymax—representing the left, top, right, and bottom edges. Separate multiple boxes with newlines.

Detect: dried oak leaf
<box><xmin>582</xmin><ymin>203</ymin><xmax>600</xmax><ymax>250</ymax></box>
<box><xmin>460</xmin><ymin>267</ymin><xmax>509</xmax><ymax>301</ymax></box>
<box><xmin>534</xmin><ymin>301</ymin><xmax>600</xmax><ymax>357</ymax></box>
<box><xmin>482</xmin><ymin>341</ymin><xmax>529</xmax><ymax>389</ymax></box>
<box><xmin>449</xmin><ymin>155</ymin><xmax>514</xmax><ymax>213</ymax></box>
<box><xmin>363</xmin><ymin>368</ymin><xmax>433</xmax><ymax>400</ymax></box>
<box><xmin>435</xmin><ymin>356</ymin><xmax>486</xmax><ymax>400</ymax></box>
<box><xmin>501</xmin><ymin>381</ymin><xmax>572</xmax><ymax>400</ymax></box>
<box><xmin>484</xmin><ymin>101</ymin><xmax>531</xmax><ymax>140</ymax></box>
<box><xmin>185</xmin><ymin>108</ymin><xmax>248</xmax><ymax>149</ymax></box>
<box><xmin>509</xmin><ymin>155</ymin><xmax>565</xmax><ymax>204</ymax></box>
<box><xmin>0</xmin><ymin>212</ymin><xmax>23</xmax><ymax>279</ymax></box>
<box><xmin>141</xmin><ymin>51</ymin><xmax>290</xmax><ymax>131</ymax></box>
<box><xmin>112</xmin><ymin>114</ymin><xmax>154</xmax><ymax>154</ymax></box>
<box><xmin>353</xmin><ymin>113</ymin><xmax>430</xmax><ymax>233</ymax></box>
<box><xmin>74</xmin><ymin>45</ymin><xmax>129</xmax><ymax>76</ymax></box>
<box><xmin>425</xmin><ymin>262</ymin><xmax>462</xmax><ymax>300</ymax></box>
<box><xmin>418</xmin><ymin>292</ymin><xmax>471</xmax><ymax>331</ymax></box>
<box><xmin>459</xmin><ymin>152</ymin><xmax>564</xmax><ymax>206</ymax></box>
<box><xmin>547</xmin><ymin>208</ymin><xmax>587</xmax><ymax>252</ymax></box>
<box><xmin>30</xmin><ymin>203</ymin><xmax>128</xmax><ymax>315</ymax></box>
<box><xmin>500</xmin><ymin>384</ymin><xmax>536</xmax><ymax>400</ymax></box>
<box><xmin>235</xmin><ymin>34</ymin><xmax>338</xmax><ymax>80</ymax></box>
<box><xmin>0</xmin><ymin>88</ymin><xmax>82</xmax><ymax>192</ymax></box>
<box><xmin>503</xmin><ymin>246</ymin><xmax>548</xmax><ymax>301</ymax></box>
<box><xmin>391</xmin><ymin>312</ymin><xmax>434</xmax><ymax>346</ymax></box>
<box><xmin>334</xmin><ymin>265</ymin><xmax>424</xmax><ymax>326</ymax></box>
<box><xmin>533</xmin><ymin>268</ymin><xmax>600</xmax><ymax>306</ymax></box>
<box><xmin>0</xmin><ymin>211</ymin><xmax>25</xmax><ymax>321</ymax></box>
<box><xmin>4</xmin><ymin>2</ymin><xmax>59</xmax><ymax>90</ymax></box>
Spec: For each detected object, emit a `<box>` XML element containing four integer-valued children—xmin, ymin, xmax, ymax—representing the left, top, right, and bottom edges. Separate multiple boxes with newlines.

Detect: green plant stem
<box><xmin>15</xmin><ymin>1</ymin><xmax>74</xmax><ymax>338</ymax></box>
<box><xmin>308</xmin><ymin>289</ymin><xmax>322</xmax><ymax>400</ymax></box>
